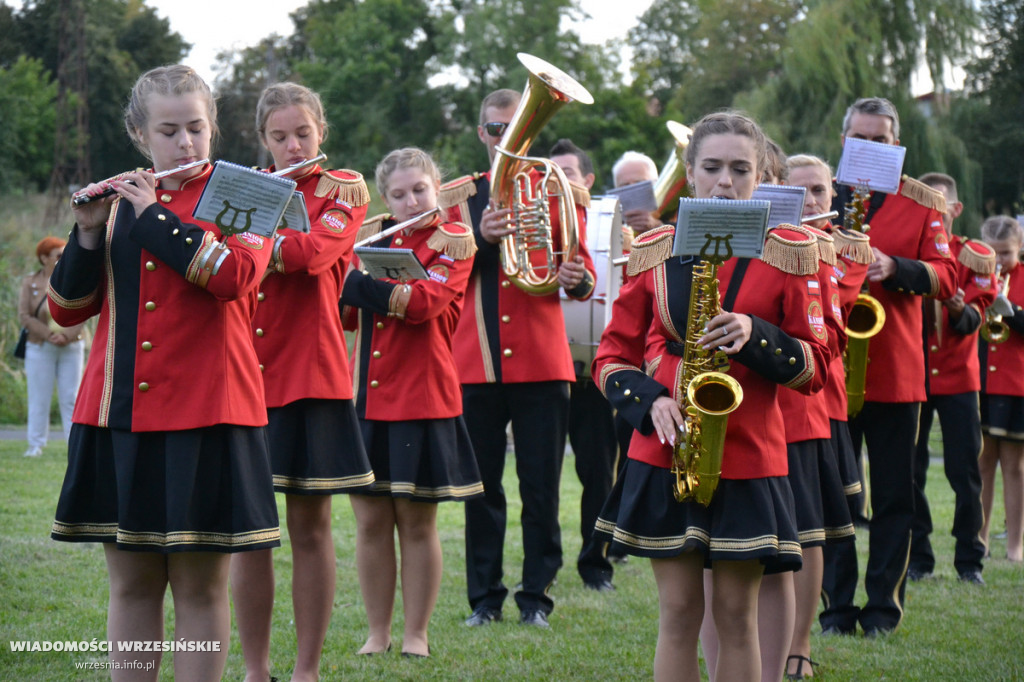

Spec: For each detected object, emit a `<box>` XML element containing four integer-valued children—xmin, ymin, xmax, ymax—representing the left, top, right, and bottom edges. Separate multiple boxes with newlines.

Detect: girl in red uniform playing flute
<box><xmin>230</xmin><ymin>82</ymin><xmax>374</xmax><ymax>682</ymax></box>
<box><xmin>340</xmin><ymin>147</ymin><xmax>483</xmax><ymax>658</ymax></box>
<box><xmin>978</xmin><ymin>215</ymin><xmax>1024</xmax><ymax>563</ymax></box>
<box><xmin>50</xmin><ymin>65</ymin><xmax>279</xmax><ymax>681</ymax></box>
<box><xmin>592</xmin><ymin>111</ymin><xmax>830</xmax><ymax>682</ymax></box>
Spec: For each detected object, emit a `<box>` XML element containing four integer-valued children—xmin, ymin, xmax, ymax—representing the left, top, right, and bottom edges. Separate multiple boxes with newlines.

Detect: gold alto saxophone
<box><xmin>981</xmin><ymin>265</ymin><xmax>1012</xmax><ymax>344</ymax></box>
<box><xmin>842</xmin><ymin>184</ymin><xmax>885</xmax><ymax>418</ymax></box>
<box><xmin>671</xmin><ymin>235</ymin><xmax>744</xmax><ymax>506</ymax></box>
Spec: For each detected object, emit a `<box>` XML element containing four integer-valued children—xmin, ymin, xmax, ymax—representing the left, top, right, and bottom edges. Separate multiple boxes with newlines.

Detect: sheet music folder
<box><xmin>193</xmin><ymin>160</ymin><xmax>297</xmax><ymax>238</ymax></box>
<box><xmin>835</xmin><ymin>137</ymin><xmax>906</xmax><ymax>194</ymax></box>
<box><xmin>354</xmin><ymin>247</ymin><xmax>430</xmax><ymax>281</ymax></box>
<box><xmin>672</xmin><ymin>198</ymin><xmax>771</xmax><ymax>260</ymax></box>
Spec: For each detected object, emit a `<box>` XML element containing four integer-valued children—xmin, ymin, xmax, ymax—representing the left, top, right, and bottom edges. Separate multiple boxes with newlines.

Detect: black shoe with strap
<box><xmin>519</xmin><ymin>609</ymin><xmax>550</xmax><ymax>628</ymax></box>
<box><xmin>785</xmin><ymin>654</ymin><xmax>819</xmax><ymax>680</ymax></box>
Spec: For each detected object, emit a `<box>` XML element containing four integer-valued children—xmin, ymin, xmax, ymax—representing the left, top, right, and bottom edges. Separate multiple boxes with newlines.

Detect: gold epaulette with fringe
<box><xmin>355</xmin><ymin>213</ymin><xmax>388</xmax><ymax>244</ymax></box>
<box><xmin>900</xmin><ymin>175</ymin><xmax>947</xmax><ymax>213</ymax></box>
<box><xmin>832</xmin><ymin>228</ymin><xmax>875</xmax><ymax>265</ymax></box>
<box><xmin>800</xmin><ymin>225</ymin><xmax>836</xmax><ymax>266</ymax></box>
<box><xmin>314</xmin><ymin>169</ymin><xmax>370</xmax><ymax>207</ymax></box>
<box><xmin>761</xmin><ymin>224</ymin><xmax>820</xmax><ymax>276</ymax></box>
<box><xmin>959</xmin><ymin>238</ymin><xmax>996</xmax><ymax>275</ymax></box>
<box><xmin>568</xmin><ymin>180</ymin><xmax>591</xmax><ymax>209</ymax></box>
<box><xmin>426</xmin><ymin>222</ymin><xmax>477</xmax><ymax>260</ymax></box>
<box><xmin>438</xmin><ymin>174</ymin><xmax>480</xmax><ymax>216</ymax></box>
<box><xmin>626</xmin><ymin>225</ymin><xmax>674</xmax><ymax>277</ymax></box>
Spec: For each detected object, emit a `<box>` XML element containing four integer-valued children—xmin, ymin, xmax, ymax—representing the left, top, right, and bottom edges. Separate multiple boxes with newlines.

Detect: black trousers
<box><xmin>821</xmin><ymin>401</ymin><xmax>919</xmax><ymax>633</ymax></box>
<box><xmin>911</xmin><ymin>391</ymin><xmax>986</xmax><ymax>575</ymax></box>
<box><xmin>567</xmin><ymin>378</ymin><xmax>617</xmax><ymax>583</ymax></box>
<box><xmin>462</xmin><ymin>381</ymin><xmax>569</xmax><ymax>615</ymax></box>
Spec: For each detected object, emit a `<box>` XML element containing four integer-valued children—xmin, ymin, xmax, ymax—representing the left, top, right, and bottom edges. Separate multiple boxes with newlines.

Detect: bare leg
<box><xmin>350</xmin><ymin>495</ymin><xmax>396</xmax><ymax>653</ymax></box>
<box><xmin>711</xmin><ymin>560</ymin><xmax>764</xmax><ymax>682</ymax></box>
<box><xmin>758</xmin><ymin>571</ymin><xmax>794</xmax><ymax>682</ymax></box>
<box><xmin>104</xmin><ymin>547</ymin><xmax>167</xmax><ymax>681</ymax></box>
<box><xmin>287</xmin><ymin>494</ymin><xmax>335</xmax><ymax>681</ymax></box>
<box><xmin>787</xmin><ymin>546</ymin><xmax>823</xmax><ymax>678</ymax></box>
<box><xmin>167</xmin><ymin>552</ymin><xmax>232</xmax><ymax>681</ymax></box>
<box><xmin>650</xmin><ymin>553</ymin><xmax>705</xmax><ymax>682</ymax></box>
<box><xmin>394</xmin><ymin>499</ymin><xmax>441</xmax><ymax>657</ymax></box>
<box><xmin>699</xmin><ymin>570</ymin><xmax>718</xmax><ymax>680</ymax></box>
<box><xmin>999</xmin><ymin>441</ymin><xmax>1024</xmax><ymax>561</ymax></box>
<box><xmin>230</xmin><ymin>549</ymin><xmax>274</xmax><ymax>682</ymax></box>
<box><xmin>979</xmin><ymin>434</ymin><xmax>999</xmax><ymax>550</ymax></box>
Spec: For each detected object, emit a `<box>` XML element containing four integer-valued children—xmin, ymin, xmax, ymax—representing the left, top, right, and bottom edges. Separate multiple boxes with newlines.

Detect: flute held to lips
<box><xmin>801</xmin><ymin>210</ymin><xmax>839</xmax><ymax>224</ymax></box>
<box><xmin>71</xmin><ymin>159</ymin><xmax>210</xmax><ymax>206</ymax></box>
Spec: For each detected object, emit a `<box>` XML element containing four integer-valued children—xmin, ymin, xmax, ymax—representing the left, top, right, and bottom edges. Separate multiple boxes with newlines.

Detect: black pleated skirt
<box><xmin>52</xmin><ymin>423</ymin><xmax>280</xmax><ymax>553</ymax></box>
<box><xmin>830</xmin><ymin>419</ymin><xmax>864</xmax><ymax>497</ymax></box>
<box><xmin>787</xmin><ymin>439</ymin><xmax>855</xmax><ymax>547</ymax></box>
<box><xmin>267</xmin><ymin>398</ymin><xmax>374</xmax><ymax>494</ymax></box>
<box><xmin>355</xmin><ymin>416</ymin><xmax>483</xmax><ymax>502</ymax></box>
<box><xmin>594</xmin><ymin>459</ymin><xmax>802</xmax><ymax>574</ymax></box>
<box><xmin>981</xmin><ymin>394</ymin><xmax>1024</xmax><ymax>441</ymax></box>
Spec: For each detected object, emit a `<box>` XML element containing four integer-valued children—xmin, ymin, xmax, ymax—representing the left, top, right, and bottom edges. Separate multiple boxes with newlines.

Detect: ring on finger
<box><xmin>721</xmin><ymin>326</ymin><xmax>729</xmax><ymax>337</ymax></box>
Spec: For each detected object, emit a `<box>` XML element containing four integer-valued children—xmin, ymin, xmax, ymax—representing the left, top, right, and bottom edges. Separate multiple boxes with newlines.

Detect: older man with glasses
<box><xmin>441</xmin><ymin>88</ymin><xmax>597</xmax><ymax>630</ymax></box>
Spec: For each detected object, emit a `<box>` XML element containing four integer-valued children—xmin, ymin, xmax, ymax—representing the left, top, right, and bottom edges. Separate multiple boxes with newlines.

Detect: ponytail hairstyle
<box><xmin>123</xmin><ymin>65</ymin><xmax>218</xmax><ymax>160</ymax></box>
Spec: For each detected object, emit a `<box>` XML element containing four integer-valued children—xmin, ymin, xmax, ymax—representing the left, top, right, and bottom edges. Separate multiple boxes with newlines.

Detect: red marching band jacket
<box><xmin>441</xmin><ymin>171</ymin><xmax>597</xmax><ymax>385</ymax></box>
<box><xmin>851</xmin><ymin>178</ymin><xmax>958</xmax><ymax>403</ymax></box>
<box><xmin>48</xmin><ymin>164</ymin><xmax>272</xmax><ymax>431</ymax></box>
<box><xmin>980</xmin><ymin>259</ymin><xmax>1024</xmax><ymax>397</ymax></box>
<box><xmin>340</xmin><ymin>214</ymin><xmax>477</xmax><ymax>420</ymax></box>
<box><xmin>253</xmin><ymin>166</ymin><xmax>369</xmax><ymax>407</ymax></box>
<box><xmin>925</xmin><ymin>236</ymin><xmax>997</xmax><ymax>396</ymax></box>
<box><xmin>777</xmin><ymin>225</ymin><xmax>844</xmax><ymax>443</ymax></box>
<box><xmin>593</xmin><ymin>224</ymin><xmax>831</xmax><ymax>479</ymax></box>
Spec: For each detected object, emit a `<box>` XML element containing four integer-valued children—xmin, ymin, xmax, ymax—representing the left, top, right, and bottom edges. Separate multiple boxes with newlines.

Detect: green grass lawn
<box><xmin>1</xmin><ymin>434</ymin><xmax>1022</xmax><ymax>680</ymax></box>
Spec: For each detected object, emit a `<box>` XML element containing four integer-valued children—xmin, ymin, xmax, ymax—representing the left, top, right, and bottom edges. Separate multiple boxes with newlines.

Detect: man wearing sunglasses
<box><xmin>442</xmin><ymin>88</ymin><xmax>597</xmax><ymax>631</ymax></box>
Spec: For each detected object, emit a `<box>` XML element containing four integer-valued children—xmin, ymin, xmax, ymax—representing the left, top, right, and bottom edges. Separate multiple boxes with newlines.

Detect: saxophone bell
<box><xmin>981</xmin><ymin>269</ymin><xmax>1012</xmax><ymax>344</ymax></box>
<box><xmin>844</xmin><ymin>293</ymin><xmax>886</xmax><ymax>417</ymax></box>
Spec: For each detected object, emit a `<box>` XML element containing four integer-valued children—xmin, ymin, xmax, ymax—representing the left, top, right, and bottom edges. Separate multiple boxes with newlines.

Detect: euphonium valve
<box><xmin>844</xmin><ymin>293</ymin><xmax>886</xmax><ymax>417</ymax></box>
<box><xmin>489</xmin><ymin>53</ymin><xmax>593</xmax><ymax>296</ymax></box>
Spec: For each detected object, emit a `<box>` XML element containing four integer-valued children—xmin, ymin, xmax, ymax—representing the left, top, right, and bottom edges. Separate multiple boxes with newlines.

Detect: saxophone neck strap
<box><xmin>722</xmin><ymin>258</ymin><xmax>750</xmax><ymax>311</ymax></box>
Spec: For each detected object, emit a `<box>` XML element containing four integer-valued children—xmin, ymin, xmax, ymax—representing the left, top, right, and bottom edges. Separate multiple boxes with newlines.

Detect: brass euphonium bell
<box><xmin>652</xmin><ymin>120</ymin><xmax>693</xmax><ymax>221</ymax></box>
<box><xmin>490</xmin><ymin>53</ymin><xmax>593</xmax><ymax>295</ymax></box>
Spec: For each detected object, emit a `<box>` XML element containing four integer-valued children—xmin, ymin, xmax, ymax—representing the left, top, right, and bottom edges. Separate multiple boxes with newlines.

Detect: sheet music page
<box><xmin>835</xmin><ymin>137</ymin><xmax>906</xmax><ymax>194</ymax></box>
<box><xmin>673</xmin><ymin>199</ymin><xmax>771</xmax><ymax>259</ymax></box>
<box><xmin>606</xmin><ymin>180</ymin><xmax>658</xmax><ymax>213</ymax></box>
<box><xmin>278</xmin><ymin>191</ymin><xmax>311</xmax><ymax>233</ymax></box>
<box><xmin>193</xmin><ymin>161</ymin><xmax>296</xmax><ymax>238</ymax></box>
<box><xmin>752</xmin><ymin>184</ymin><xmax>806</xmax><ymax>229</ymax></box>
<box><xmin>354</xmin><ymin>247</ymin><xmax>430</xmax><ymax>281</ymax></box>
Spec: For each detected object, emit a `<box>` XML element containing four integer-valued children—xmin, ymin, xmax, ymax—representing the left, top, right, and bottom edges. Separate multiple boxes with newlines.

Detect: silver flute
<box><xmin>71</xmin><ymin>159</ymin><xmax>210</xmax><ymax>206</ymax></box>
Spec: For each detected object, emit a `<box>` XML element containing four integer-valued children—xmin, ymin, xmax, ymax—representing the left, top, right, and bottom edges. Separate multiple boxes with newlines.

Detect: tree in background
<box><xmin>2</xmin><ymin>0</ymin><xmax>188</xmax><ymax>185</ymax></box>
<box><xmin>953</xmin><ymin>0</ymin><xmax>1024</xmax><ymax>217</ymax></box>
<box><xmin>0</xmin><ymin>57</ymin><xmax>57</xmax><ymax>190</ymax></box>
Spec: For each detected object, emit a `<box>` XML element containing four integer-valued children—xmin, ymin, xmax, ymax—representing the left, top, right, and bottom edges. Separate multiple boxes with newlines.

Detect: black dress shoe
<box><xmin>820</xmin><ymin>625</ymin><xmax>856</xmax><ymax>636</ymax></box>
<box><xmin>906</xmin><ymin>567</ymin><xmax>933</xmax><ymax>581</ymax></box>
<box><xmin>863</xmin><ymin>625</ymin><xmax>893</xmax><ymax>639</ymax></box>
<box><xmin>464</xmin><ymin>606</ymin><xmax>502</xmax><ymax>627</ymax></box>
<box><xmin>583</xmin><ymin>579</ymin><xmax>616</xmax><ymax>592</ymax></box>
<box><xmin>519</xmin><ymin>609</ymin><xmax>550</xmax><ymax>628</ymax></box>
<box><xmin>958</xmin><ymin>570</ymin><xmax>985</xmax><ymax>585</ymax></box>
